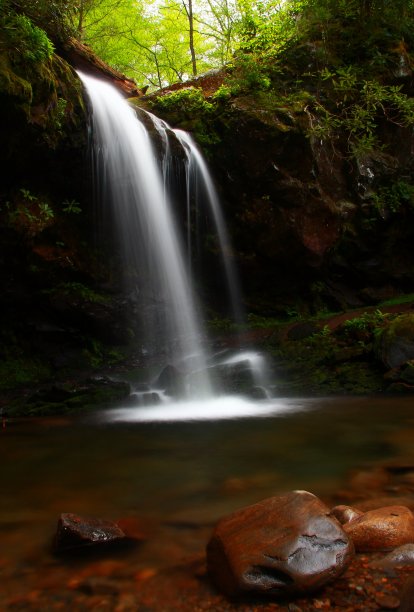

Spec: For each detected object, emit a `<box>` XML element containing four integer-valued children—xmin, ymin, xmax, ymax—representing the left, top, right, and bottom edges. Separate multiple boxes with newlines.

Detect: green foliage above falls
<box><xmin>150</xmin><ymin>86</ymin><xmax>214</xmax><ymax>117</ymax></box>
<box><xmin>228</xmin><ymin>1</ymin><xmax>414</xmax><ymax>157</ymax></box>
<box><xmin>239</xmin><ymin>0</ymin><xmax>414</xmax><ymax>68</ymax></box>
<box><xmin>0</xmin><ymin>0</ymin><xmax>78</xmax><ymax>44</ymax></box>
<box><xmin>2</xmin><ymin>12</ymin><xmax>54</xmax><ymax>63</ymax></box>
<box><xmin>148</xmin><ymin>1</ymin><xmax>414</xmax><ymax>164</ymax></box>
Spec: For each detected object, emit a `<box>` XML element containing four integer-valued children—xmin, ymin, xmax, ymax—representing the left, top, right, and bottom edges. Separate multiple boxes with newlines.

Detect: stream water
<box><xmin>1</xmin><ymin>395</ymin><xmax>414</xmax><ymax>584</ymax></box>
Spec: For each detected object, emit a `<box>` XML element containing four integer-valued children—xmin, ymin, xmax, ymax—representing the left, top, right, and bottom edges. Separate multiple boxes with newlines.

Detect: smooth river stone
<box><xmin>54</xmin><ymin>512</ymin><xmax>126</xmax><ymax>552</ymax></box>
<box><xmin>206</xmin><ymin>490</ymin><xmax>354</xmax><ymax>598</ymax></box>
<box><xmin>331</xmin><ymin>504</ymin><xmax>364</xmax><ymax>524</ymax></box>
<box><xmin>343</xmin><ymin>505</ymin><xmax>414</xmax><ymax>551</ymax></box>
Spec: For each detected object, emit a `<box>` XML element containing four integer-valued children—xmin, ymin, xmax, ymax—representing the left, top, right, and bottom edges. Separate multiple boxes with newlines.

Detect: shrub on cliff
<box><xmin>0</xmin><ymin>0</ymin><xmax>77</xmax><ymax>44</ymax></box>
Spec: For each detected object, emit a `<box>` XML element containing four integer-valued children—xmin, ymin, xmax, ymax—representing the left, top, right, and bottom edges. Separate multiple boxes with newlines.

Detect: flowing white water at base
<box><xmin>102</xmin><ymin>397</ymin><xmax>303</xmax><ymax>423</ymax></box>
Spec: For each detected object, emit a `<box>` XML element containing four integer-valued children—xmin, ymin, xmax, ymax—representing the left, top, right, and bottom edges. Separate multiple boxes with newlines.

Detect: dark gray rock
<box><xmin>54</xmin><ymin>512</ymin><xmax>126</xmax><ymax>553</ymax></box>
<box><xmin>154</xmin><ymin>364</ymin><xmax>186</xmax><ymax>397</ymax></box>
<box><xmin>204</xmin><ymin>359</ymin><xmax>255</xmax><ymax>395</ymax></box>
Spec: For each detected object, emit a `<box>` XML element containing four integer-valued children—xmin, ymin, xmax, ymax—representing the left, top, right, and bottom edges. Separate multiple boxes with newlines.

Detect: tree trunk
<box><xmin>77</xmin><ymin>0</ymin><xmax>85</xmax><ymax>39</ymax></box>
<box><xmin>183</xmin><ymin>0</ymin><xmax>197</xmax><ymax>76</ymax></box>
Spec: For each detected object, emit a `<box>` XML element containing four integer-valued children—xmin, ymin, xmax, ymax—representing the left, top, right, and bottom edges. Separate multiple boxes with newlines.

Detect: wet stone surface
<box><xmin>206</xmin><ymin>491</ymin><xmax>354</xmax><ymax>598</ymax></box>
<box><xmin>342</xmin><ymin>505</ymin><xmax>414</xmax><ymax>552</ymax></box>
<box><xmin>54</xmin><ymin>513</ymin><xmax>127</xmax><ymax>553</ymax></box>
<box><xmin>1</xmin><ymin>502</ymin><xmax>414</xmax><ymax>610</ymax></box>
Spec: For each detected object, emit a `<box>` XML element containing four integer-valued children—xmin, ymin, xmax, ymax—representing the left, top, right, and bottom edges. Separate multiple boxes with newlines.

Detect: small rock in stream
<box><xmin>206</xmin><ymin>490</ymin><xmax>354</xmax><ymax>598</ymax></box>
<box><xmin>330</xmin><ymin>504</ymin><xmax>364</xmax><ymax>524</ymax></box>
<box><xmin>54</xmin><ymin>512</ymin><xmax>126</xmax><ymax>553</ymax></box>
<box><xmin>343</xmin><ymin>505</ymin><xmax>414</xmax><ymax>551</ymax></box>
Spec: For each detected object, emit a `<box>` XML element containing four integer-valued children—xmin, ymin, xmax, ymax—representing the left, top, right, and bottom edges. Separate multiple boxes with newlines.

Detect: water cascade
<box><xmin>79</xmin><ymin>72</ymin><xmax>271</xmax><ymax>413</ymax></box>
<box><xmin>173</xmin><ymin>130</ymin><xmax>244</xmax><ymax>326</ymax></box>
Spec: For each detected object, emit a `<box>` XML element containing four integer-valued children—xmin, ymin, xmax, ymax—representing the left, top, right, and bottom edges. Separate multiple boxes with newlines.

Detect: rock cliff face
<box><xmin>148</xmin><ymin>72</ymin><xmax>414</xmax><ymax>316</ymax></box>
<box><xmin>212</xmin><ymin>102</ymin><xmax>414</xmax><ymax>313</ymax></box>
<box><xmin>0</xmin><ymin>38</ymin><xmax>141</xmax><ymax>395</ymax></box>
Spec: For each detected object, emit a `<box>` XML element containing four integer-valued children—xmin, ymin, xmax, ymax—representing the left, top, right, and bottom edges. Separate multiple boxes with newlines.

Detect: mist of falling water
<box><xmin>78</xmin><ymin>72</ymin><xmax>212</xmax><ymax>397</ymax></box>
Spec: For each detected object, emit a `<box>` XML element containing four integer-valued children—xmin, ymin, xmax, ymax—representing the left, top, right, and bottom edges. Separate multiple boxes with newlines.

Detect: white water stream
<box><xmin>174</xmin><ymin>129</ymin><xmax>244</xmax><ymax>326</ymax></box>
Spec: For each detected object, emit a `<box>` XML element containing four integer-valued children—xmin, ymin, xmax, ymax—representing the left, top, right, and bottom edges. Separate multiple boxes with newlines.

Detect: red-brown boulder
<box><xmin>343</xmin><ymin>505</ymin><xmax>414</xmax><ymax>551</ymax></box>
<box><xmin>206</xmin><ymin>491</ymin><xmax>354</xmax><ymax>598</ymax></box>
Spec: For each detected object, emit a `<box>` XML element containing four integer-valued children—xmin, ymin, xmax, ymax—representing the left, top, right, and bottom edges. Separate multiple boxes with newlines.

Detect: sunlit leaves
<box><xmin>81</xmin><ymin>0</ymin><xmax>212</xmax><ymax>87</ymax></box>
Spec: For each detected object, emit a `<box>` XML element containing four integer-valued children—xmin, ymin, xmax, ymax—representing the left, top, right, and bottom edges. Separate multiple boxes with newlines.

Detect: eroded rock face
<box><xmin>206</xmin><ymin>490</ymin><xmax>354</xmax><ymax>598</ymax></box>
<box><xmin>54</xmin><ymin>513</ymin><xmax>126</xmax><ymax>553</ymax></box>
<box><xmin>343</xmin><ymin>505</ymin><xmax>414</xmax><ymax>552</ymax></box>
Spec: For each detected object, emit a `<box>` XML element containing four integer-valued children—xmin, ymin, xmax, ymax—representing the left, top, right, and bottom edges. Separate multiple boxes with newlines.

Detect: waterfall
<box><xmin>79</xmin><ymin>71</ymin><xmax>271</xmax><ymax>411</ymax></box>
<box><xmin>173</xmin><ymin>130</ymin><xmax>245</xmax><ymax>327</ymax></box>
<box><xmin>79</xmin><ymin>72</ymin><xmax>212</xmax><ymax>397</ymax></box>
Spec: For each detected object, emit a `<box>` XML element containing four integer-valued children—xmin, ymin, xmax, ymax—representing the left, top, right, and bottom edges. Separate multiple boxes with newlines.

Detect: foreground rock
<box><xmin>54</xmin><ymin>513</ymin><xmax>126</xmax><ymax>553</ymax></box>
<box><xmin>342</xmin><ymin>505</ymin><xmax>414</xmax><ymax>552</ymax></box>
<box><xmin>206</xmin><ymin>490</ymin><xmax>354</xmax><ymax>598</ymax></box>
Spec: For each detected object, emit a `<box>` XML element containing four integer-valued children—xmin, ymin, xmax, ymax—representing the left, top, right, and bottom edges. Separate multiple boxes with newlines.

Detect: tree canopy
<box><xmin>74</xmin><ymin>0</ymin><xmax>246</xmax><ymax>88</ymax></box>
<box><xmin>2</xmin><ymin>0</ymin><xmax>414</xmax><ymax>90</ymax></box>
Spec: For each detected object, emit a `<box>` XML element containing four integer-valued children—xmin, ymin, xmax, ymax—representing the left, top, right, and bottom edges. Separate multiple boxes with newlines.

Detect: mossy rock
<box><xmin>7</xmin><ymin>377</ymin><xmax>131</xmax><ymax>417</ymax></box>
<box><xmin>0</xmin><ymin>41</ymin><xmax>85</xmax><ymax>147</ymax></box>
<box><xmin>400</xmin><ymin>360</ymin><xmax>414</xmax><ymax>384</ymax></box>
<box><xmin>0</xmin><ymin>53</ymin><xmax>32</xmax><ymax>106</ymax></box>
<box><xmin>375</xmin><ymin>314</ymin><xmax>414</xmax><ymax>369</ymax></box>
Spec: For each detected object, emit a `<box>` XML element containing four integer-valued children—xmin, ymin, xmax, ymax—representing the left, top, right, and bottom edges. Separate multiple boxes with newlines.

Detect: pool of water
<box><xmin>0</xmin><ymin>394</ymin><xmax>413</xmax><ymax>599</ymax></box>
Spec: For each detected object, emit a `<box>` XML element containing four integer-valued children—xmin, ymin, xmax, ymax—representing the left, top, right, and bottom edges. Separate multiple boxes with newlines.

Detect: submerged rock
<box><xmin>203</xmin><ymin>359</ymin><xmax>256</xmax><ymax>396</ymax></box>
<box><xmin>54</xmin><ymin>512</ymin><xmax>126</xmax><ymax>553</ymax></box>
<box><xmin>371</xmin><ymin>543</ymin><xmax>414</xmax><ymax>568</ymax></box>
<box><xmin>343</xmin><ymin>505</ymin><xmax>414</xmax><ymax>551</ymax></box>
<box><xmin>206</xmin><ymin>490</ymin><xmax>353</xmax><ymax>598</ymax></box>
